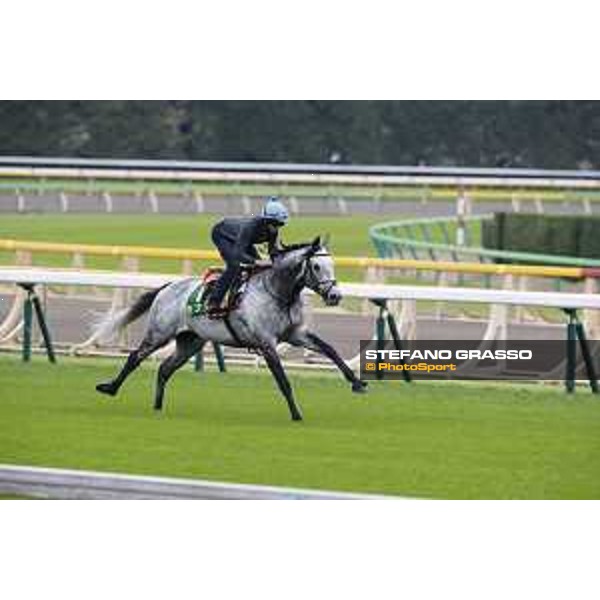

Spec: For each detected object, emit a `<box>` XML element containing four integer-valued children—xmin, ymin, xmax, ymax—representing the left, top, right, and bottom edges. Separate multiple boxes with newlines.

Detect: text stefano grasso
<box><xmin>364</xmin><ymin>349</ymin><xmax>533</xmax><ymax>361</ymax></box>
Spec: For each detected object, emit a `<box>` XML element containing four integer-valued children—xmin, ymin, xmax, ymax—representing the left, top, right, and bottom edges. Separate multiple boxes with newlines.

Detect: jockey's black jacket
<box><xmin>211</xmin><ymin>216</ymin><xmax>280</xmax><ymax>263</ymax></box>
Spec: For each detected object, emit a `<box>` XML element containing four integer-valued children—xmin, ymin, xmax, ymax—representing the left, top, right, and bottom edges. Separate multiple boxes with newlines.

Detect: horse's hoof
<box><xmin>291</xmin><ymin>413</ymin><xmax>303</xmax><ymax>422</ymax></box>
<box><xmin>96</xmin><ymin>382</ymin><xmax>117</xmax><ymax>396</ymax></box>
<box><xmin>352</xmin><ymin>380</ymin><xmax>368</xmax><ymax>394</ymax></box>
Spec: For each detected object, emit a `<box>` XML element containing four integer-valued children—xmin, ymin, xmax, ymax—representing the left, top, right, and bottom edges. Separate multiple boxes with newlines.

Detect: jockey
<box><xmin>206</xmin><ymin>196</ymin><xmax>289</xmax><ymax>317</ymax></box>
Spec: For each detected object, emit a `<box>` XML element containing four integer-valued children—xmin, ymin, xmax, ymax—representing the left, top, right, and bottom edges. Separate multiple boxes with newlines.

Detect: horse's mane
<box><xmin>279</xmin><ymin>242</ymin><xmax>313</xmax><ymax>253</ymax></box>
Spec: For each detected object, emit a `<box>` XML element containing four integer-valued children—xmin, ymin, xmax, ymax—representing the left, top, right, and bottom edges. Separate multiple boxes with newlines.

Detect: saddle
<box><xmin>187</xmin><ymin>263</ymin><xmax>271</xmax><ymax>318</ymax></box>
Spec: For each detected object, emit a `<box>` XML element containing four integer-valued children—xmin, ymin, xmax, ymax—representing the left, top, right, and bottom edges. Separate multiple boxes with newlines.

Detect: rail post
<box><xmin>371</xmin><ymin>298</ymin><xmax>411</xmax><ymax>383</ymax></box>
<box><xmin>15</xmin><ymin>188</ymin><xmax>25</xmax><ymax>212</ymax></box>
<box><xmin>102</xmin><ymin>191</ymin><xmax>113</xmax><ymax>213</ymax></box>
<box><xmin>213</xmin><ymin>342</ymin><xmax>226</xmax><ymax>372</ymax></box>
<box><xmin>241</xmin><ymin>195</ymin><xmax>252</xmax><ymax>215</ymax></box>
<box><xmin>59</xmin><ymin>191</ymin><xmax>69</xmax><ymax>213</ymax></box>
<box><xmin>565</xmin><ymin>309</ymin><xmax>577</xmax><ymax>393</ymax></box>
<box><xmin>563</xmin><ymin>308</ymin><xmax>599</xmax><ymax>394</ymax></box>
<box><xmin>22</xmin><ymin>291</ymin><xmax>33</xmax><ymax>362</ymax></box>
<box><xmin>31</xmin><ymin>288</ymin><xmax>56</xmax><ymax>363</ymax></box>
<box><xmin>374</xmin><ymin>301</ymin><xmax>386</xmax><ymax>379</ymax></box>
<box><xmin>194</xmin><ymin>343</ymin><xmax>226</xmax><ymax>372</ymax></box>
<box><xmin>575</xmin><ymin>319</ymin><xmax>599</xmax><ymax>393</ymax></box>
<box><xmin>148</xmin><ymin>190</ymin><xmax>159</xmax><ymax>214</ymax></box>
<box><xmin>289</xmin><ymin>196</ymin><xmax>300</xmax><ymax>215</ymax></box>
<box><xmin>194</xmin><ymin>192</ymin><xmax>205</xmax><ymax>214</ymax></box>
<box><xmin>18</xmin><ymin>283</ymin><xmax>56</xmax><ymax>363</ymax></box>
<box><xmin>385</xmin><ymin>303</ymin><xmax>411</xmax><ymax>383</ymax></box>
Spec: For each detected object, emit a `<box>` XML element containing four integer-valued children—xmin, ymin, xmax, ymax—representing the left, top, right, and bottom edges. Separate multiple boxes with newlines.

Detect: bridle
<box><xmin>305</xmin><ymin>252</ymin><xmax>338</xmax><ymax>298</ymax></box>
<box><xmin>262</xmin><ymin>249</ymin><xmax>337</xmax><ymax>304</ymax></box>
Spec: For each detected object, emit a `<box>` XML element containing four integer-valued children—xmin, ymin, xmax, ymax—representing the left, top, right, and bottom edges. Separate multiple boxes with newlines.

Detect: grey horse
<box><xmin>95</xmin><ymin>236</ymin><xmax>367</xmax><ymax>420</ymax></box>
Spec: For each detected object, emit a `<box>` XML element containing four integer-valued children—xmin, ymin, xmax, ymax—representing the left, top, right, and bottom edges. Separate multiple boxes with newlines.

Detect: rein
<box><xmin>306</xmin><ymin>253</ymin><xmax>338</xmax><ymax>298</ymax></box>
<box><xmin>261</xmin><ymin>251</ymin><xmax>336</xmax><ymax>306</ymax></box>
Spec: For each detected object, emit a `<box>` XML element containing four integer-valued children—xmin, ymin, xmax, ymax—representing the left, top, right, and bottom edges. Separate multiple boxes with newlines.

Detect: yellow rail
<box><xmin>0</xmin><ymin>238</ymin><xmax>585</xmax><ymax>279</ymax></box>
<box><xmin>334</xmin><ymin>256</ymin><xmax>583</xmax><ymax>278</ymax></box>
<box><xmin>0</xmin><ymin>238</ymin><xmax>219</xmax><ymax>261</ymax></box>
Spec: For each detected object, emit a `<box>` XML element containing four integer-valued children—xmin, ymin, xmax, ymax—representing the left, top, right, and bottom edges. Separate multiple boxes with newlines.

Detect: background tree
<box><xmin>0</xmin><ymin>100</ymin><xmax>598</xmax><ymax>169</ymax></box>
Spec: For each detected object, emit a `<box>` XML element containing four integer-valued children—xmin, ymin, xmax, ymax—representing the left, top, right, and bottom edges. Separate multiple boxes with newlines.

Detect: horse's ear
<box><xmin>322</xmin><ymin>232</ymin><xmax>330</xmax><ymax>247</ymax></box>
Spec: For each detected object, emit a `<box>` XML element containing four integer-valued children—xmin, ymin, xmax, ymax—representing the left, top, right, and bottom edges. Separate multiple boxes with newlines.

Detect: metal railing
<box><xmin>370</xmin><ymin>215</ymin><xmax>600</xmax><ymax>269</ymax></box>
<box><xmin>2</xmin><ymin>155</ymin><xmax>600</xmax><ymax>188</ymax></box>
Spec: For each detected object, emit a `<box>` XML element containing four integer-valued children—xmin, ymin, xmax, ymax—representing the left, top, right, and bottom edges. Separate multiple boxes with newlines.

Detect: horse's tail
<box><xmin>93</xmin><ymin>284</ymin><xmax>169</xmax><ymax>344</ymax></box>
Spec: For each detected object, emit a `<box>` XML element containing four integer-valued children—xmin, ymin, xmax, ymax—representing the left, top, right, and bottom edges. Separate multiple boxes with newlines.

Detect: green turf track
<box><xmin>0</xmin><ymin>214</ymin><xmax>382</xmax><ymax>255</ymax></box>
<box><xmin>0</xmin><ymin>214</ymin><xmax>385</xmax><ymax>280</ymax></box>
<box><xmin>1</xmin><ymin>355</ymin><xmax>599</xmax><ymax>499</ymax></box>
<box><xmin>0</xmin><ymin>494</ymin><xmax>34</xmax><ymax>499</ymax></box>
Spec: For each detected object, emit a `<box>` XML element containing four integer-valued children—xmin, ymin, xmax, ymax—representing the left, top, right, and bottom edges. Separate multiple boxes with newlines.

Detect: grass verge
<box><xmin>1</xmin><ymin>355</ymin><xmax>599</xmax><ymax>499</ymax></box>
<box><xmin>0</xmin><ymin>214</ymin><xmax>385</xmax><ymax>280</ymax></box>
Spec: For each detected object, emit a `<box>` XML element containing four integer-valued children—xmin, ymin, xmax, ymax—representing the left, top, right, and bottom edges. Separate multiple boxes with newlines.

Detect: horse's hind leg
<box><xmin>96</xmin><ymin>335</ymin><xmax>167</xmax><ymax>397</ymax></box>
<box><xmin>154</xmin><ymin>331</ymin><xmax>204</xmax><ymax>411</ymax></box>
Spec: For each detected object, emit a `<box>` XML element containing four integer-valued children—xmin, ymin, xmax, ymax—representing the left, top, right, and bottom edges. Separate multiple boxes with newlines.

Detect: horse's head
<box><xmin>274</xmin><ymin>236</ymin><xmax>341</xmax><ymax>306</ymax></box>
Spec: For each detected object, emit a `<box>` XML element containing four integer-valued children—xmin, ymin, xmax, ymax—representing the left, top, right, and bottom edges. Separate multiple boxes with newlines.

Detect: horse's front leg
<box><xmin>290</xmin><ymin>330</ymin><xmax>368</xmax><ymax>394</ymax></box>
<box><xmin>260</xmin><ymin>344</ymin><xmax>303</xmax><ymax>421</ymax></box>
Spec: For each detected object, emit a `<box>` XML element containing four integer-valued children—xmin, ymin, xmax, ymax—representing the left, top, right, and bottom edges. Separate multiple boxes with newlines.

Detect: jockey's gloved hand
<box><xmin>240</xmin><ymin>252</ymin><xmax>257</xmax><ymax>264</ymax></box>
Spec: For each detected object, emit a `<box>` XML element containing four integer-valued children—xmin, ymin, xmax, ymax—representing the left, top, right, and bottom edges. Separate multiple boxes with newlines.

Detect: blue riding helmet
<box><xmin>261</xmin><ymin>196</ymin><xmax>289</xmax><ymax>225</ymax></box>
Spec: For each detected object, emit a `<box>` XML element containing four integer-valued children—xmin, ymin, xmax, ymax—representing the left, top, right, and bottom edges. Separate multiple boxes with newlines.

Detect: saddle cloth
<box><xmin>186</xmin><ymin>264</ymin><xmax>270</xmax><ymax>318</ymax></box>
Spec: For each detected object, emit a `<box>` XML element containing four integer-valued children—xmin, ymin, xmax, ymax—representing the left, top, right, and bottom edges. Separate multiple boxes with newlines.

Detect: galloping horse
<box><xmin>95</xmin><ymin>236</ymin><xmax>367</xmax><ymax>420</ymax></box>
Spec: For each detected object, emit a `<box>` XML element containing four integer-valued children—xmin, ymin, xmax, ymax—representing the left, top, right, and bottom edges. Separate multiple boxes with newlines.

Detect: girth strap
<box><xmin>223</xmin><ymin>314</ymin><xmax>244</xmax><ymax>347</ymax></box>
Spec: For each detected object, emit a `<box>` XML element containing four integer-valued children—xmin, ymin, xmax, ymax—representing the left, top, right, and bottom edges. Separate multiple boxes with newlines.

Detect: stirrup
<box><xmin>206</xmin><ymin>305</ymin><xmax>228</xmax><ymax>320</ymax></box>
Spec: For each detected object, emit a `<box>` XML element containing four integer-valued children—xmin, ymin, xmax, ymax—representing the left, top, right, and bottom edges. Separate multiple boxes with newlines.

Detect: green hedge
<box><xmin>482</xmin><ymin>213</ymin><xmax>600</xmax><ymax>260</ymax></box>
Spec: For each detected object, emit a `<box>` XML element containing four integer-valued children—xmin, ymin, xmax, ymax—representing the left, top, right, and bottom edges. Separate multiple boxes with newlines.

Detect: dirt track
<box><xmin>0</xmin><ymin>293</ymin><xmax>561</xmax><ymax>362</ymax></box>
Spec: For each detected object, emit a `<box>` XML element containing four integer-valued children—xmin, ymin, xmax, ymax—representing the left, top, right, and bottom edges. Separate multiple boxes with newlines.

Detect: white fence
<box><xmin>0</xmin><ymin>464</ymin><xmax>390</xmax><ymax>500</ymax></box>
<box><xmin>2</xmin><ymin>267</ymin><xmax>600</xmax><ymax>369</ymax></box>
<box><xmin>2</xmin><ymin>155</ymin><xmax>600</xmax><ymax>189</ymax></box>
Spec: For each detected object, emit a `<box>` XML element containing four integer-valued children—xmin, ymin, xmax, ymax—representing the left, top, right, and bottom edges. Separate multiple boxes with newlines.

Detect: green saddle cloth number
<box><xmin>187</xmin><ymin>282</ymin><xmax>210</xmax><ymax>317</ymax></box>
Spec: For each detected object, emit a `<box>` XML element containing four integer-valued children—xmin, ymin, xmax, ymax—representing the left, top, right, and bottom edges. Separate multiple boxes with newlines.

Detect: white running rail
<box><xmin>1</xmin><ymin>266</ymin><xmax>600</xmax><ymax>362</ymax></box>
<box><xmin>2</xmin><ymin>266</ymin><xmax>600</xmax><ymax>309</ymax></box>
<box><xmin>0</xmin><ymin>464</ymin><xmax>395</xmax><ymax>500</ymax></box>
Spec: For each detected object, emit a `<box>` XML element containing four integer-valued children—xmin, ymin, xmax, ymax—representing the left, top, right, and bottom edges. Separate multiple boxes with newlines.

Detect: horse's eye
<box><xmin>313</xmin><ymin>264</ymin><xmax>321</xmax><ymax>272</ymax></box>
